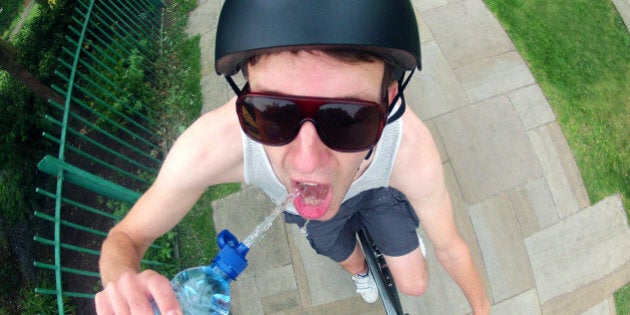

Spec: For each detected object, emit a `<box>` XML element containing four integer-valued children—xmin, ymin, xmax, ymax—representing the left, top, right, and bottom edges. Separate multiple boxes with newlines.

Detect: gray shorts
<box><xmin>284</xmin><ymin>187</ymin><xmax>420</xmax><ymax>262</ymax></box>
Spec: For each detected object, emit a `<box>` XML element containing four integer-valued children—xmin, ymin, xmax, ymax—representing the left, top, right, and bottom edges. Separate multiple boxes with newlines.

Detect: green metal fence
<box><xmin>34</xmin><ymin>0</ymin><xmax>166</xmax><ymax>312</ymax></box>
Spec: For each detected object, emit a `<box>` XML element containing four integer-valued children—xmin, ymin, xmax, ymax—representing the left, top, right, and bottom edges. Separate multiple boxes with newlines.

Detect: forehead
<box><xmin>246</xmin><ymin>50</ymin><xmax>385</xmax><ymax>101</ymax></box>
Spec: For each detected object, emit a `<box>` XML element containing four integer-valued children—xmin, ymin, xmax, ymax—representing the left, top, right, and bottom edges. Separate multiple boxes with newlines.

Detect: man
<box><xmin>95</xmin><ymin>1</ymin><xmax>490</xmax><ymax>314</ymax></box>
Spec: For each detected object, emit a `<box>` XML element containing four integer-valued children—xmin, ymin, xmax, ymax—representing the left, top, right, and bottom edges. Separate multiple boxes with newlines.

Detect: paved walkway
<box><xmin>186</xmin><ymin>1</ymin><xmax>630</xmax><ymax>314</ymax></box>
<box><xmin>7</xmin><ymin>0</ymin><xmax>36</xmax><ymax>40</ymax></box>
<box><xmin>613</xmin><ymin>0</ymin><xmax>630</xmax><ymax>31</ymax></box>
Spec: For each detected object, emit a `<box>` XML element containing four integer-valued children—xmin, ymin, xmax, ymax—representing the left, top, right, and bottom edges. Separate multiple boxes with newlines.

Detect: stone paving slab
<box><xmin>469</xmin><ymin>193</ymin><xmax>535</xmax><ymax>302</ymax></box>
<box><xmin>424</xmin><ymin>120</ymin><xmax>448</xmax><ymax>163</ymax></box>
<box><xmin>508</xmin><ymin>177</ymin><xmax>559</xmax><ymax>237</ymax></box>
<box><xmin>213</xmin><ymin>186</ymin><xmax>293</xmax><ymax>273</ymax></box>
<box><xmin>288</xmin><ymin>224</ymin><xmax>357</xmax><ymax>306</ymax></box>
<box><xmin>435</xmin><ymin>96</ymin><xmax>543</xmax><ymax>204</ymax></box>
<box><xmin>490</xmin><ymin>289</ymin><xmax>541</xmax><ymax>315</ymax></box>
<box><xmin>454</xmin><ymin>51</ymin><xmax>536</xmax><ymax>104</ymax></box>
<box><xmin>508</xmin><ymin>84</ymin><xmax>556</xmax><ymax>131</ymax></box>
<box><xmin>415</xmin><ymin>7</ymin><xmax>435</xmax><ymax>44</ymax></box>
<box><xmin>299</xmin><ymin>296</ymin><xmax>384</xmax><ymax>315</ymax></box>
<box><xmin>411</xmin><ymin>0</ymin><xmax>447</xmax><ymax>13</ymax></box>
<box><xmin>583</xmin><ymin>296</ymin><xmax>617</xmax><ymax>315</ymax></box>
<box><xmin>212</xmin><ymin>186</ymin><xmax>296</xmax><ymax>314</ymax></box>
<box><xmin>525</xmin><ymin>195</ymin><xmax>630</xmax><ymax>311</ymax></box>
<box><xmin>405</xmin><ymin>40</ymin><xmax>470</xmax><ymax>120</ymax></box>
<box><xmin>197</xmin><ymin>29</ymin><xmax>217</xmax><ymax>78</ymax></box>
<box><xmin>529</xmin><ymin>123</ymin><xmax>590</xmax><ymax>218</ymax></box>
<box><xmin>186</xmin><ymin>0</ymin><xmax>220</xmax><ymax>37</ymax></box>
<box><xmin>421</xmin><ymin>0</ymin><xmax>514</xmax><ymax>68</ymax></box>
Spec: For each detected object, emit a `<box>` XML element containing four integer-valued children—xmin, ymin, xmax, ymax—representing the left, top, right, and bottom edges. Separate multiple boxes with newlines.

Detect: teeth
<box><xmin>295</xmin><ymin>182</ymin><xmax>322</xmax><ymax>199</ymax></box>
<box><xmin>294</xmin><ymin>182</ymin><xmax>317</xmax><ymax>196</ymax></box>
<box><xmin>297</xmin><ymin>182</ymin><xmax>317</xmax><ymax>189</ymax></box>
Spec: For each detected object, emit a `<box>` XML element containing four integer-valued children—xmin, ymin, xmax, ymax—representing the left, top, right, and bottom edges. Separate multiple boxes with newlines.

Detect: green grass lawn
<box><xmin>483</xmin><ymin>0</ymin><xmax>629</xmax><ymax>313</ymax></box>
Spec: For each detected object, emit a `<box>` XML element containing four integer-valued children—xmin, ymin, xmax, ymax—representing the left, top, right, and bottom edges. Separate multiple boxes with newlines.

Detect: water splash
<box><xmin>242</xmin><ymin>185</ymin><xmax>305</xmax><ymax>248</ymax></box>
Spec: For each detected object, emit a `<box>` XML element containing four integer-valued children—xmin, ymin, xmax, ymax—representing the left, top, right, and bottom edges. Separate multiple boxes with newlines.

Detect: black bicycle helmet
<box><xmin>215</xmin><ymin>0</ymin><xmax>421</xmax><ymax>76</ymax></box>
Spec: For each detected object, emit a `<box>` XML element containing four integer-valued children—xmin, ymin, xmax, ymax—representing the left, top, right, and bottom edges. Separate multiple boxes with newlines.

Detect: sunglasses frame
<box><xmin>235</xmin><ymin>83</ymin><xmax>388</xmax><ymax>152</ymax></box>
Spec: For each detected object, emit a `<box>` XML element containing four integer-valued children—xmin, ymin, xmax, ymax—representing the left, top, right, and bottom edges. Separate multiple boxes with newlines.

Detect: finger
<box><xmin>94</xmin><ymin>290</ymin><xmax>114</xmax><ymax>315</ymax></box>
<box><xmin>102</xmin><ymin>282</ymin><xmax>130</xmax><ymax>315</ymax></box>
<box><xmin>118</xmin><ymin>273</ymin><xmax>156</xmax><ymax>314</ymax></box>
<box><xmin>121</xmin><ymin>284</ymin><xmax>155</xmax><ymax>314</ymax></box>
<box><xmin>143</xmin><ymin>272</ymin><xmax>182</xmax><ymax>314</ymax></box>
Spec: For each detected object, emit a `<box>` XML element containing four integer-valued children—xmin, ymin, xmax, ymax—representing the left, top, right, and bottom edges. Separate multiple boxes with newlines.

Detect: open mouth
<box><xmin>293</xmin><ymin>182</ymin><xmax>332</xmax><ymax>220</ymax></box>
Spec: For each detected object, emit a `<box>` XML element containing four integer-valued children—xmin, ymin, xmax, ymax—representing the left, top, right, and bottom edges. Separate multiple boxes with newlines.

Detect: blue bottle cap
<box><xmin>212</xmin><ymin>229</ymin><xmax>249</xmax><ymax>281</ymax></box>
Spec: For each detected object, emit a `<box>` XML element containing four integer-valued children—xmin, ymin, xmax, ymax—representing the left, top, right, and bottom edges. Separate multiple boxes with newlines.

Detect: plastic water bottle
<box><xmin>169</xmin><ymin>229</ymin><xmax>249</xmax><ymax>315</ymax></box>
<box><xmin>157</xmin><ymin>190</ymin><xmax>301</xmax><ymax>314</ymax></box>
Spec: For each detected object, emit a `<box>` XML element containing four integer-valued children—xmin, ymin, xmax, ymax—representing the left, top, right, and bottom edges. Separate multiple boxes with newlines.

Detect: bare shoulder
<box><xmin>390</xmin><ymin>109</ymin><xmax>445</xmax><ymax>205</ymax></box>
<box><xmin>156</xmin><ymin>98</ymin><xmax>244</xmax><ymax>190</ymax></box>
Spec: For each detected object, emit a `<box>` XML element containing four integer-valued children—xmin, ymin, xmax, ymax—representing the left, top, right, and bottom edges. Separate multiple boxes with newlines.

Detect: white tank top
<box><xmin>242</xmin><ymin>119</ymin><xmax>403</xmax><ymax>215</ymax></box>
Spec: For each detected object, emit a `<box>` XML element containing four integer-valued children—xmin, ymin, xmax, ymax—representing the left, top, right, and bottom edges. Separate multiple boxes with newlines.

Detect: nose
<box><xmin>289</xmin><ymin>121</ymin><xmax>330</xmax><ymax>174</ymax></box>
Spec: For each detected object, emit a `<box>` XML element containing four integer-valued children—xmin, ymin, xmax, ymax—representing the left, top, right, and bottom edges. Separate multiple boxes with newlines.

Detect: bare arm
<box><xmin>96</xmin><ymin>100</ymin><xmax>244</xmax><ymax>314</ymax></box>
<box><xmin>391</xmin><ymin>110</ymin><xmax>490</xmax><ymax>314</ymax></box>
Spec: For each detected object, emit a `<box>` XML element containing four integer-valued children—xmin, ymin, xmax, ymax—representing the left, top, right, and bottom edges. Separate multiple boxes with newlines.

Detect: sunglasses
<box><xmin>235</xmin><ymin>84</ymin><xmax>387</xmax><ymax>152</ymax></box>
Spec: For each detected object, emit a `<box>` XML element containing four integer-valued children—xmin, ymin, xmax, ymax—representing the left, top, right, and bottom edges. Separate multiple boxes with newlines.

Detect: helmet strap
<box><xmin>225</xmin><ymin>75</ymin><xmax>241</xmax><ymax>95</ymax></box>
<box><xmin>386</xmin><ymin>68</ymin><xmax>415</xmax><ymax>124</ymax></box>
<box><xmin>366</xmin><ymin>69</ymin><xmax>415</xmax><ymax>161</ymax></box>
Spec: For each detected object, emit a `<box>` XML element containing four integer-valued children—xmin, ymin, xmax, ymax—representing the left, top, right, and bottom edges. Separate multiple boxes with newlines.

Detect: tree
<box><xmin>0</xmin><ymin>37</ymin><xmax>63</xmax><ymax>104</ymax></box>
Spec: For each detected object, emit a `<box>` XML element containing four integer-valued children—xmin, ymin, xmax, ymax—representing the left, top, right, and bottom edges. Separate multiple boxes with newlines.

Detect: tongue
<box><xmin>294</xmin><ymin>184</ymin><xmax>330</xmax><ymax>219</ymax></box>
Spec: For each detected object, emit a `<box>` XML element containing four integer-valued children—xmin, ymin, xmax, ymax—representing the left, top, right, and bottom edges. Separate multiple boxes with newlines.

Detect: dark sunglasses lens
<box><xmin>239</xmin><ymin>96</ymin><xmax>300</xmax><ymax>145</ymax></box>
<box><xmin>317</xmin><ymin>103</ymin><xmax>382</xmax><ymax>151</ymax></box>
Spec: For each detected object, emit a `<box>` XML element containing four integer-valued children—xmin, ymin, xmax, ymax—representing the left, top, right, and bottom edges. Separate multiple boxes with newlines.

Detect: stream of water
<box><xmin>242</xmin><ymin>185</ymin><xmax>304</xmax><ymax>248</ymax></box>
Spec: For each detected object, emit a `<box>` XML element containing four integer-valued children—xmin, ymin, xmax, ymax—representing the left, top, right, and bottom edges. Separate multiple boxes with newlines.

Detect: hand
<box><xmin>95</xmin><ymin>269</ymin><xmax>182</xmax><ymax>315</ymax></box>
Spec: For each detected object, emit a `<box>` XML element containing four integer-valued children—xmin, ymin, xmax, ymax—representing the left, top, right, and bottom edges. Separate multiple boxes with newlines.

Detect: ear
<box><xmin>387</xmin><ymin>80</ymin><xmax>399</xmax><ymax>106</ymax></box>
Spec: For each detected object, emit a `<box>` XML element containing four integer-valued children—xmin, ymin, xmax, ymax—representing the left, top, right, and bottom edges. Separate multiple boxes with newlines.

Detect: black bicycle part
<box><xmin>357</xmin><ymin>228</ymin><xmax>405</xmax><ymax>315</ymax></box>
